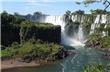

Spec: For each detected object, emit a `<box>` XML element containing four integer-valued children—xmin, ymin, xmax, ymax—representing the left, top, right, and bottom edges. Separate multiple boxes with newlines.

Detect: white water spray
<box><xmin>42</xmin><ymin>15</ymin><xmax>85</xmax><ymax>47</ymax></box>
<box><xmin>34</xmin><ymin>14</ymin><xmax>109</xmax><ymax>47</ymax></box>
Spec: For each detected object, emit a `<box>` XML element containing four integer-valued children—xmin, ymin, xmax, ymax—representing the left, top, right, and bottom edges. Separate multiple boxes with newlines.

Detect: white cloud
<box><xmin>25</xmin><ymin>0</ymin><xmax>53</xmax><ymax>10</ymax></box>
<box><xmin>26</xmin><ymin>0</ymin><xmax>82</xmax><ymax>6</ymax></box>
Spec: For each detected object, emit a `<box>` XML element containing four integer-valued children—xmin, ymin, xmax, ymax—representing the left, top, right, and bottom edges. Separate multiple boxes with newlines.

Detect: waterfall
<box><xmin>33</xmin><ymin>14</ymin><xmax>109</xmax><ymax>47</ymax></box>
<box><xmin>90</xmin><ymin>15</ymin><xmax>101</xmax><ymax>34</ymax></box>
<box><xmin>69</xmin><ymin>24</ymin><xmax>85</xmax><ymax>47</ymax></box>
<box><xmin>78</xmin><ymin>25</ymin><xmax>84</xmax><ymax>43</ymax></box>
<box><xmin>40</xmin><ymin>15</ymin><xmax>85</xmax><ymax>47</ymax></box>
<box><xmin>102</xmin><ymin>24</ymin><xmax>107</xmax><ymax>37</ymax></box>
<box><xmin>61</xmin><ymin>24</ymin><xmax>85</xmax><ymax>46</ymax></box>
<box><xmin>101</xmin><ymin>15</ymin><xmax>107</xmax><ymax>23</ymax></box>
<box><xmin>90</xmin><ymin>14</ymin><xmax>109</xmax><ymax>36</ymax></box>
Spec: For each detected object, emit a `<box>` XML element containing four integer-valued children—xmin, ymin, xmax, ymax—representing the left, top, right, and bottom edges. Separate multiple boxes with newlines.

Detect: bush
<box><xmin>83</xmin><ymin>64</ymin><xmax>110</xmax><ymax>72</ymax></box>
<box><xmin>86</xmin><ymin>33</ymin><xmax>110</xmax><ymax>49</ymax></box>
<box><xmin>1</xmin><ymin>46</ymin><xmax>19</xmax><ymax>58</ymax></box>
<box><xmin>1</xmin><ymin>39</ymin><xmax>63</xmax><ymax>61</ymax></box>
<box><xmin>101</xmin><ymin>37</ymin><xmax>110</xmax><ymax>48</ymax></box>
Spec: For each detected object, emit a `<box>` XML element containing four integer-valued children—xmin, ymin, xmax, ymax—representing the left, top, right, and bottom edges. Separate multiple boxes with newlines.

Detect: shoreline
<box><xmin>1</xmin><ymin>58</ymin><xmax>62</xmax><ymax>70</ymax></box>
<box><xmin>1</xmin><ymin>58</ymin><xmax>58</xmax><ymax>70</ymax></box>
<box><xmin>1</xmin><ymin>48</ymin><xmax>75</xmax><ymax>70</ymax></box>
<box><xmin>1</xmin><ymin>47</ymin><xmax>110</xmax><ymax>70</ymax></box>
<box><xmin>1</xmin><ymin>59</ymin><xmax>41</xmax><ymax>70</ymax></box>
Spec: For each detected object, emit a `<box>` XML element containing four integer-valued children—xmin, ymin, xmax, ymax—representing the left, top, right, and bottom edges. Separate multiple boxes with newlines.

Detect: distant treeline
<box><xmin>1</xmin><ymin>11</ymin><xmax>61</xmax><ymax>47</ymax></box>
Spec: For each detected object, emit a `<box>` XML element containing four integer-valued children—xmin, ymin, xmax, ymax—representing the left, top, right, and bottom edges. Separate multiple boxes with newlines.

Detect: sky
<box><xmin>0</xmin><ymin>0</ymin><xmax>110</xmax><ymax>15</ymax></box>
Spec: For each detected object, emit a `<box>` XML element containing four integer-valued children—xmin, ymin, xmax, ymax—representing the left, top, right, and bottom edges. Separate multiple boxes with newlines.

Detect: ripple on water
<box><xmin>2</xmin><ymin>47</ymin><xmax>110</xmax><ymax>72</ymax></box>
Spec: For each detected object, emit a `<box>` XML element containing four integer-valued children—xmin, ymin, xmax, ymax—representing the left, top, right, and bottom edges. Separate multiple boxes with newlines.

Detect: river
<box><xmin>2</xmin><ymin>46</ymin><xmax>110</xmax><ymax>72</ymax></box>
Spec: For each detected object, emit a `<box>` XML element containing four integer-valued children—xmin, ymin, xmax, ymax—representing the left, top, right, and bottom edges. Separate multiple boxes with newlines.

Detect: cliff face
<box><xmin>1</xmin><ymin>25</ymin><xmax>61</xmax><ymax>47</ymax></box>
<box><xmin>23</xmin><ymin>14</ymin><xmax>110</xmax><ymax>46</ymax></box>
<box><xmin>1</xmin><ymin>27</ymin><xmax>20</xmax><ymax>46</ymax></box>
<box><xmin>24</xmin><ymin>25</ymin><xmax>61</xmax><ymax>44</ymax></box>
<box><xmin>2</xmin><ymin>13</ymin><xmax>110</xmax><ymax>46</ymax></box>
<box><xmin>25</xmin><ymin>14</ymin><xmax>110</xmax><ymax>36</ymax></box>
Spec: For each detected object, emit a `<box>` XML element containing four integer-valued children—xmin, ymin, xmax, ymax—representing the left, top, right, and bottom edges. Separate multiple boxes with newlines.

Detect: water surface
<box><xmin>2</xmin><ymin>47</ymin><xmax>110</xmax><ymax>72</ymax></box>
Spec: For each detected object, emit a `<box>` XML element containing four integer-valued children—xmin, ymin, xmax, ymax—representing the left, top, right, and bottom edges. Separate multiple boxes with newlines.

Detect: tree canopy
<box><xmin>76</xmin><ymin>0</ymin><xmax>110</xmax><ymax>10</ymax></box>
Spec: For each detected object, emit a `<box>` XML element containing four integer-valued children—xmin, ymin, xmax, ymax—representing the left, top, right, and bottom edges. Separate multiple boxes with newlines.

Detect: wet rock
<box><xmin>56</xmin><ymin>48</ymin><xmax>75</xmax><ymax>59</ymax></box>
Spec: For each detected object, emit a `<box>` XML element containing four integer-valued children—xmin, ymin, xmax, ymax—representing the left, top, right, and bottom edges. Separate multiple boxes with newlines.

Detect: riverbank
<box><xmin>85</xmin><ymin>46</ymin><xmax>110</xmax><ymax>60</ymax></box>
<box><xmin>1</xmin><ymin>59</ymin><xmax>41</xmax><ymax>70</ymax></box>
<box><xmin>1</xmin><ymin>58</ymin><xmax>59</xmax><ymax>70</ymax></box>
<box><xmin>1</xmin><ymin>48</ymin><xmax>75</xmax><ymax>70</ymax></box>
<box><xmin>85</xmin><ymin>34</ymin><xmax>110</xmax><ymax>60</ymax></box>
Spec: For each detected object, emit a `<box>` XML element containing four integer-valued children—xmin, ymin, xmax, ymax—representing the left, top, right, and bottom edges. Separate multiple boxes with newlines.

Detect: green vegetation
<box><xmin>1</xmin><ymin>42</ymin><xmax>20</xmax><ymax>58</ymax></box>
<box><xmin>1</xmin><ymin>11</ymin><xmax>61</xmax><ymax>46</ymax></box>
<box><xmin>106</xmin><ymin>24</ymin><xmax>110</xmax><ymax>36</ymax></box>
<box><xmin>1</xmin><ymin>11</ymin><xmax>25</xmax><ymax>46</ymax></box>
<box><xmin>95</xmin><ymin>24</ymin><xmax>105</xmax><ymax>33</ymax></box>
<box><xmin>84</xmin><ymin>10</ymin><xmax>110</xmax><ymax>71</ymax></box>
<box><xmin>86</xmin><ymin>23</ymin><xmax>110</xmax><ymax>49</ymax></box>
<box><xmin>1</xmin><ymin>9</ymin><xmax>110</xmax><ymax>65</ymax></box>
<box><xmin>82</xmin><ymin>14</ymin><xmax>95</xmax><ymax>35</ymax></box>
<box><xmin>19</xmin><ymin>21</ymin><xmax>58</xmax><ymax>43</ymax></box>
<box><xmin>1</xmin><ymin>39</ymin><xmax>63</xmax><ymax>62</ymax></box>
<box><xmin>83</xmin><ymin>64</ymin><xmax>110</xmax><ymax>72</ymax></box>
<box><xmin>82</xmin><ymin>22</ymin><xmax>92</xmax><ymax>35</ymax></box>
<box><xmin>1</xmin><ymin>11</ymin><xmax>25</xmax><ymax>28</ymax></box>
<box><xmin>91</xmin><ymin>9</ymin><xmax>110</xmax><ymax>15</ymax></box>
<box><xmin>19</xmin><ymin>21</ymin><xmax>61</xmax><ymax>45</ymax></box>
<box><xmin>1</xmin><ymin>11</ymin><xmax>62</xmax><ymax>62</ymax></box>
<box><xmin>86</xmin><ymin>33</ymin><xmax>110</xmax><ymax>49</ymax></box>
<box><xmin>76</xmin><ymin>0</ymin><xmax>110</xmax><ymax>10</ymax></box>
<box><xmin>71</xmin><ymin>10</ymin><xmax>85</xmax><ymax>15</ymax></box>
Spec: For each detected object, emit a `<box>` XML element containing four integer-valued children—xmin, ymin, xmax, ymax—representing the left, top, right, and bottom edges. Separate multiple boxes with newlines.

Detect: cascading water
<box><xmin>34</xmin><ymin>14</ymin><xmax>109</xmax><ymax>47</ymax></box>
<box><xmin>90</xmin><ymin>14</ymin><xmax>110</xmax><ymax>36</ymax></box>
<box><xmin>61</xmin><ymin>26</ymin><xmax>85</xmax><ymax>47</ymax></box>
<box><xmin>102</xmin><ymin>24</ymin><xmax>107</xmax><ymax>37</ymax></box>
<box><xmin>90</xmin><ymin>15</ymin><xmax>101</xmax><ymax>34</ymax></box>
<box><xmin>101</xmin><ymin>15</ymin><xmax>108</xmax><ymax>36</ymax></box>
<box><xmin>77</xmin><ymin>25</ymin><xmax>85</xmax><ymax>43</ymax></box>
<box><xmin>42</xmin><ymin>15</ymin><xmax>85</xmax><ymax>47</ymax></box>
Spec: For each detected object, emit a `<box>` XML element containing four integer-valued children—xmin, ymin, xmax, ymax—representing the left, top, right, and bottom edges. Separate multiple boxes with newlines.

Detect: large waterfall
<box><xmin>31</xmin><ymin>14</ymin><xmax>110</xmax><ymax>47</ymax></box>
<box><xmin>37</xmin><ymin>15</ymin><xmax>85</xmax><ymax>46</ymax></box>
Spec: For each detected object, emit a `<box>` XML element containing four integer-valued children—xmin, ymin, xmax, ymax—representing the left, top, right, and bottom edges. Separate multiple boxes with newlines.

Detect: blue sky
<box><xmin>1</xmin><ymin>0</ymin><xmax>110</xmax><ymax>15</ymax></box>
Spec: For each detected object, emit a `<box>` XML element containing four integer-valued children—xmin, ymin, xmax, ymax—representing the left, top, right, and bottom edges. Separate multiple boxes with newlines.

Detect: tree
<box><xmin>34</xmin><ymin>12</ymin><xmax>42</xmax><ymax>15</ymax></box>
<box><xmin>74</xmin><ymin>10</ymin><xmax>85</xmax><ymax>14</ymax></box>
<box><xmin>64</xmin><ymin>10</ymin><xmax>71</xmax><ymax>23</ymax></box>
<box><xmin>14</xmin><ymin>12</ymin><xmax>19</xmax><ymax>16</ymax></box>
<box><xmin>76</xmin><ymin>0</ymin><xmax>110</xmax><ymax>10</ymax></box>
<box><xmin>103</xmin><ymin>0</ymin><xmax>110</xmax><ymax>10</ymax></box>
<box><xmin>90</xmin><ymin>9</ymin><xmax>108</xmax><ymax>14</ymax></box>
<box><xmin>20</xmin><ymin>21</ymin><xmax>34</xmax><ymax>44</ymax></box>
<box><xmin>25</xmin><ymin>14</ymin><xmax>32</xmax><ymax>20</ymax></box>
